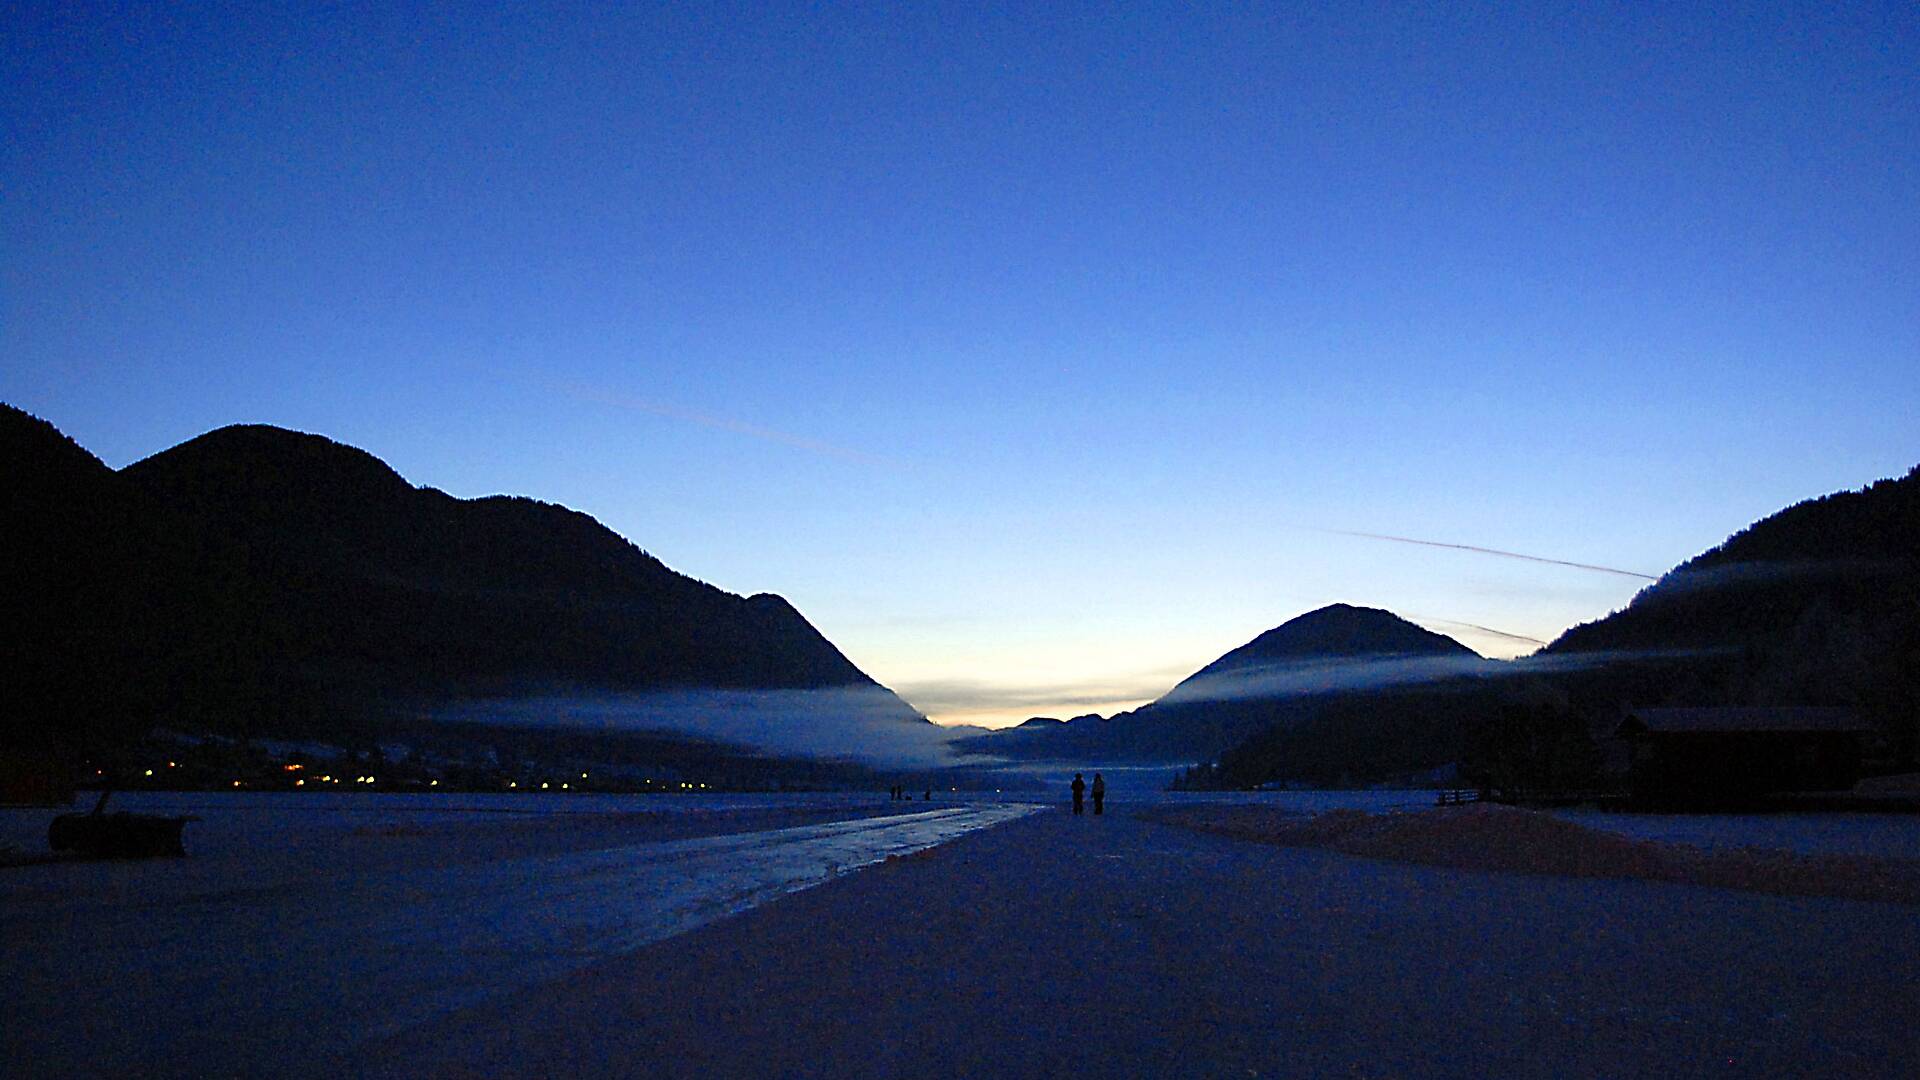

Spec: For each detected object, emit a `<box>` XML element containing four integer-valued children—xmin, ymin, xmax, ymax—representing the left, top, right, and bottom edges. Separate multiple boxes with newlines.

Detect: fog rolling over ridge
<box><xmin>2</xmin><ymin>406</ymin><xmax>935</xmax><ymax>774</ymax></box>
<box><xmin>444</xmin><ymin>686</ymin><xmax>965</xmax><ymax>768</ymax></box>
<box><xmin>958</xmin><ymin>604</ymin><xmax>1497</xmax><ymax>764</ymax></box>
<box><xmin>1156</xmin><ymin>654</ymin><xmax>1494</xmax><ymax>706</ymax></box>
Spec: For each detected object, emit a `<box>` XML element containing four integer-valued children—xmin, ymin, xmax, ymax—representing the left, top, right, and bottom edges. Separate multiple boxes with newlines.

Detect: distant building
<box><xmin>1616</xmin><ymin>707</ymin><xmax>1873</xmax><ymax>799</ymax></box>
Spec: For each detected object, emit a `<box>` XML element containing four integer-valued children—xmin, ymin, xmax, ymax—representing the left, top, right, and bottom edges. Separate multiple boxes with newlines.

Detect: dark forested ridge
<box><xmin>968</xmin><ymin>471</ymin><xmax>1920</xmax><ymax>788</ymax></box>
<box><xmin>1542</xmin><ymin>466</ymin><xmax>1920</xmax><ymax>707</ymax></box>
<box><xmin>4</xmin><ymin>407</ymin><xmax>161</xmax><ymax>765</ymax></box>
<box><xmin>2</xmin><ymin>405</ymin><xmax>922</xmax><ymax>765</ymax></box>
<box><xmin>1218</xmin><ymin>470</ymin><xmax>1920</xmax><ymax>789</ymax></box>
<box><xmin>12</xmin><ymin>401</ymin><xmax>1915</xmax><ymax>790</ymax></box>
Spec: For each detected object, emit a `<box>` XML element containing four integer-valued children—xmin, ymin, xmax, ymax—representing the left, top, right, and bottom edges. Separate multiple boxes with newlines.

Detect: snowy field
<box><xmin>0</xmin><ymin>789</ymin><xmax>944</xmax><ymax>857</ymax></box>
<box><xmin>5</xmin><ymin>788</ymin><xmax>1916</xmax><ymax>1077</ymax></box>
<box><xmin>9</xmin><ymin>785</ymin><xmax>1914</xmax><ymax>868</ymax></box>
<box><xmin>0</xmin><ymin>792</ymin><xmax>1037</xmax><ymax>1078</ymax></box>
<box><xmin>1134</xmin><ymin>788</ymin><xmax>1920</xmax><ymax>860</ymax></box>
<box><xmin>1548</xmin><ymin>807</ymin><xmax>1920</xmax><ymax>859</ymax></box>
<box><xmin>372</xmin><ymin>805</ymin><xmax>1920</xmax><ymax>1079</ymax></box>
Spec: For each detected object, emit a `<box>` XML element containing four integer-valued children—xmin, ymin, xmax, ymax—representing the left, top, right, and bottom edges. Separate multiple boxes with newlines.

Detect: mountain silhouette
<box><xmin>1194</xmin><ymin>603</ymin><xmax>1476</xmax><ymax>670</ymax></box>
<box><xmin>960</xmin><ymin>604</ymin><xmax>1483</xmax><ymax>763</ymax></box>
<box><xmin>3</xmin><ymin>405</ymin><xmax>923</xmax><ymax>767</ymax></box>
<box><xmin>1158</xmin><ymin>603</ymin><xmax>1478</xmax><ymax>704</ymax></box>
<box><xmin>1540</xmin><ymin>464</ymin><xmax>1920</xmax><ymax>730</ymax></box>
<box><xmin>973</xmin><ymin>463</ymin><xmax>1920</xmax><ymax>784</ymax></box>
<box><xmin>3</xmin><ymin>407</ymin><xmax>164</xmax><ymax>771</ymax></box>
<box><xmin>1207</xmin><ymin>467</ymin><xmax>1920</xmax><ymax>787</ymax></box>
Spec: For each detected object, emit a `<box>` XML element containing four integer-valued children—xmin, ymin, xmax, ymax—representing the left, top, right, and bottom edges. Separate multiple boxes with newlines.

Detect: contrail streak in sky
<box><xmin>1411</xmin><ymin>615</ymin><xmax>1549</xmax><ymax>648</ymax></box>
<box><xmin>1323</xmin><ymin>529</ymin><xmax>1658</xmax><ymax>580</ymax></box>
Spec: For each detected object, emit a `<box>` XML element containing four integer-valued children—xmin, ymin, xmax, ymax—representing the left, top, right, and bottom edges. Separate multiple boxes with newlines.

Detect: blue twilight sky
<box><xmin>5</xmin><ymin>2</ymin><xmax>1917</xmax><ymax>727</ymax></box>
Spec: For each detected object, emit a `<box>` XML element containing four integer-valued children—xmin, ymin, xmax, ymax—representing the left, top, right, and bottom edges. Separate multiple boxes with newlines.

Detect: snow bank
<box><xmin>1146</xmin><ymin>803</ymin><xmax>1920</xmax><ymax>906</ymax></box>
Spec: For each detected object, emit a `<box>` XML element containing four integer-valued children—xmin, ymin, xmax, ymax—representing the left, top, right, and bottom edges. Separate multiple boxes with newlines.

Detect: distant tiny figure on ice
<box><xmin>1092</xmin><ymin>772</ymin><xmax>1105</xmax><ymax>815</ymax></box>
<box><xmin>1071</xmin><ymin>773</ymin><xmax>1086</xmax><ymax>815</ymax></box>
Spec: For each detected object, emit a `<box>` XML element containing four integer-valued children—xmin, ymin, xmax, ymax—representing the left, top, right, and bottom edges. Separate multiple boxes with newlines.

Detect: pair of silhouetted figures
<box><xmin>1070</xmin><ymin>772</ymin><xmax>1105</xmax><ymax>816</ymax></box>
<box><xmin>888</xmin><ymin>784</ymin><xmax>929</xmax><ymax>801</ymax></box>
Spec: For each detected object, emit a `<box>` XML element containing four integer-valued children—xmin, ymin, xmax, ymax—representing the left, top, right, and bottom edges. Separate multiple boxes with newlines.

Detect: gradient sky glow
<box><xmin>6</xmin><ymin>3</ymin><xmax>1917</xmax><ymax>728</ymax></box>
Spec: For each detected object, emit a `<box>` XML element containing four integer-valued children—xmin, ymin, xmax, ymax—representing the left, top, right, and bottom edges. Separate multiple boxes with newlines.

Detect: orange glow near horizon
<box><xmin>926</xmin><ymin>697</ymin><xmax>1158</xmax><ymax>731</ymax></box>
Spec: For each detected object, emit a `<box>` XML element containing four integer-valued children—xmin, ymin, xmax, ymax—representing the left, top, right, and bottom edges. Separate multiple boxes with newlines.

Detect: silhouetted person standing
<box><xmin>1071</xmin><ymin>773</ymin><xmax>1085</xmax><ymax>815</ymax></box>
<box><xmin>1091</xmin><ymin>772</ymin><xmax>1105</xmax><ymax>815</ymax></box>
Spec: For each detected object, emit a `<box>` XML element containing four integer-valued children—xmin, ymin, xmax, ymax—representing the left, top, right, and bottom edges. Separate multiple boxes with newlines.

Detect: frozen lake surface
<box><xmin>1</xmin><ymin>793</ymin><xmax>1037</xmax><ymax>1078</ymax></box>
<box><xmin>6</xmin><ymin>788</ymin><xmax>1914</xmax><ymax>1075</ymax></box>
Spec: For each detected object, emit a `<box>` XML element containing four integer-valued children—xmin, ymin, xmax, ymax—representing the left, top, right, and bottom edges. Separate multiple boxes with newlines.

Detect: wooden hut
<box><xmin>1616</xmin><ymin>707</ymin><xmax>1873</xmax><ymax>799</ymax></box>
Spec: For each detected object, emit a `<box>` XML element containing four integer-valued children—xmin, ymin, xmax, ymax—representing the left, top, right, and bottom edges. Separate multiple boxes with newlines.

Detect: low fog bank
<box><xmin>440</xmin><ymin>686</ymin><xmax>971</xmax><ymax>767</ymax></box>
<box><xmin>1142</xmin><ymin>647</ymin><xmax>1728</xmax><ymax>707</ymax></box>
<box><xmin>1642</xmin><ymin>558</ymin><xmax>1907</xmax><ymax>599</ymax></box>
<box><xmin>1161</xmin><ymin>654</ymin><xmax>1496</xmax><ymax>705</ymax></box>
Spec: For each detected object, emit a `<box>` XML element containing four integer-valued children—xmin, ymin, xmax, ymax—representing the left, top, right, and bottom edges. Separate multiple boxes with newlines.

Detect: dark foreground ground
<box><xmin>371</xmin><ymin>807</ymin><xmax>1920</xmax><ymax>1080</ymax></box>
<box><xmin>0</xmin><ymin>798</ymin><xmax>1004</xmax><ymax>1078</ymax></box>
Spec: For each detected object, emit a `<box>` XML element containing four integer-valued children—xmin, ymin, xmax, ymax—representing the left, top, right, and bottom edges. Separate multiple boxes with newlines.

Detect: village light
<box><xmin>541</xmin><ymin>782</ymin><xmax>550</xmax><ymax>790</ymax></box>
<box><xmin>295</xmin><ymin>779</ymin><xmax>305</xmax><ymax>786</ymax></box>
<box><xmin>145</xmin><ymin>769</ymin><xmax>154</xmax><ymax>777</ymax></box>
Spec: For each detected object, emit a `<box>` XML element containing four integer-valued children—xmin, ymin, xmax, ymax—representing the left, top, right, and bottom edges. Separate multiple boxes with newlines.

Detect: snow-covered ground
<box><xmin>0</xmin><ymin>794</ymin><xmax>1036</xmax><ymax>1078</ymax></box>
<box><xmin>10</xmin><ymin>787</ymin><xmax>1912</xmax><ymax>864</ymax></box>
<box><xmin>1</xmin><ymin>789</ymin><xmax>901</xmax><ymax>848</ymax></box>
<box><xmin>5</xmin><ymin>789</ymin><xmax>1915</xmax><ymax>1077</ymax></box>
<box><xmin>1548</xmin><ymin>808</ymin><xmax>1920</xmax><ymax>859</ymax></box>
<box><xmin>373</xmin><ymin>806</ymin><xmax>1920</xmax><ymax>1079</ymax></box>
<box><xmin>1118</xmin><ymin>788</ymin><xmax>1920</xmax><ymax>859</ymax></box>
